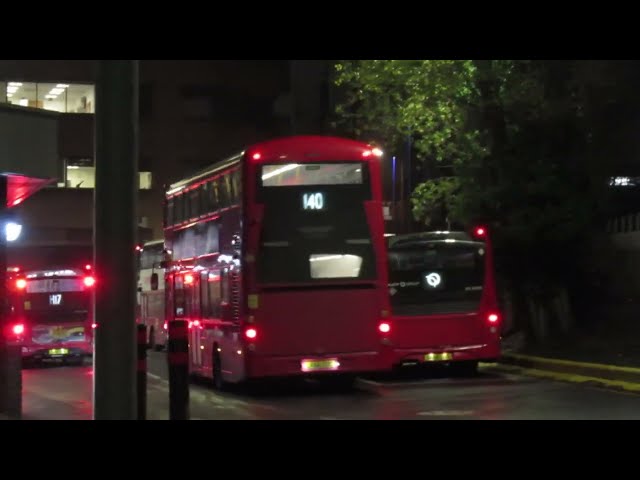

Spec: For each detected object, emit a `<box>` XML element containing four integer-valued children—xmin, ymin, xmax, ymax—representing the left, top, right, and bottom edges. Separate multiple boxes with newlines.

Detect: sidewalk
<box><xmin>10</xmin><ymin>371</ymin><xmax>172</xmax><ymax>420</ymax></box>
<box><xmin>495</xmin><ymin>352</ymin><xmax>640</xmax><ymax>393</ymax></box>
<box><xmin>496</xmin><ymin>303</ymin><xmax>640</xmax><ymax>393</ymax></box>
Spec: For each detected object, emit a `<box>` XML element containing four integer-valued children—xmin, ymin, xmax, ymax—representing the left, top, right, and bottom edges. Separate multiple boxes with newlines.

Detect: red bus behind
<box><xmin>384</xmin><ymin>228</ymin><xmax>500</xmax><ymax>374</ymax></box>
<box><xmin>7</xmin><ymin>267</ymin><xmax>96</xmax><ymax>366</ymax></box>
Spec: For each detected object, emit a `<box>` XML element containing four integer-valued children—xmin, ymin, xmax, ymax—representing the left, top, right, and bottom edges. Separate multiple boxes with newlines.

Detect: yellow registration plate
<box><xmin>301</xmin><ymin>358</ymin><xmax>340</xmax><ymax>372</ymax></box>
<box><xmin>424</xmin><ymin>352</ymin><xmax>452</xmax><ymax>362</ymax></box>
<box><xmin>49</xmin><ymin>348</ymin><xmax>69</xmax><ymax>356</ymax></box>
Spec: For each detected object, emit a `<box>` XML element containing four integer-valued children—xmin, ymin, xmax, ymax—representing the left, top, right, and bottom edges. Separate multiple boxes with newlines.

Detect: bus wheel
<box><xmin>451</xmin><ymin>361</ymin><xmax>478</xmax><ymax>377</ymax></box>
<box><xmin>147</xmin><ymin>326</ymin><xmax>155</xmax><ymax>350</ymax></box>
<box><xmin>326</xmin><ymin>374</ymin><xmax>356</xmax><ymax>390</ymax></box>
<box><xmin>212</xmin><ymin>348</ymin><xmax>225</xmax><ymax>391</ymax></box>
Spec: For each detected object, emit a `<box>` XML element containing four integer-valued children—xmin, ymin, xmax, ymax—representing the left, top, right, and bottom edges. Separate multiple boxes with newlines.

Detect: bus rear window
<box><xmin>256</xmin><ymin>162</ymin><xmax>375</xmax><ymax>285</ymax></box>
<box><xmin>310</xmin><ymin>254</ymin><xmax>364</xmax><ymax>279</ymax></box>
<box><xmin>26</xmin><ymin>278</ymin><xmax>84</xmax><ymax>293</ymax></box>
<box><xmin>387</xmin><ymin>241</ymin><xmax>486</xmax><ymax>315</ymax></box>
<box><xmin>261</xmin><ymin>163</ymin><xmax>363</xmax><ymax>187</ymax></box>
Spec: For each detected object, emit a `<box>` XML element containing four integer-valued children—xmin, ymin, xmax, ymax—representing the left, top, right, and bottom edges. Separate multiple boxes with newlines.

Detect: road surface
<box><xmin>18</xmin><ymin>351</ymin><xmax>640</xmax><ymax>420</ymax></box>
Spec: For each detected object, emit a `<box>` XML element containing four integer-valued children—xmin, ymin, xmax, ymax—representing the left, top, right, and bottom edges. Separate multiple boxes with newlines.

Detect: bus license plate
<box><xmin>424</xmin><ymin>352</ymin><xmax>452</xmax><ymax>362</ymax></box>
<box><xmin>301</xmin><ymin>359</ymin><xmax>340</xmax><ymax>372</ymax></box>
<box><xmin>49</xmin><ymin>348</ymin><xmax>69</xmax><ymax>356</ymax></box>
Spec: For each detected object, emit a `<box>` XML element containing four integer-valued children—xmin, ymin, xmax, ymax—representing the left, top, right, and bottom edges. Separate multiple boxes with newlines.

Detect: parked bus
<box><xmin>385</xmin><ymin>228</ymin><xmax>501</xmax><ymax>375</ymax></box>
<box><xmin>137</xmin><ymin>239</ymin><xmax>167</xmax><ymax>350</ymax></box>
<box><xmin>163</xmin><ymin>136</ymin><xmax>391</xmax><ymax>388</ymax></box>
<box><xmin>6</xmin><ymin>265</ymin><xmax>96</xmax><ymax>366</ymax></box>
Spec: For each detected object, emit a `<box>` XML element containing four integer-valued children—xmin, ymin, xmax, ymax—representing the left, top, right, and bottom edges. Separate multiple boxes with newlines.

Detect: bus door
<box><xmin>185</xmin><ymin>272</ymin><xmax>203</xmax><ymax>368</ymax></box>
<box><xmin>165</xmin><ymin>273</ymin><xmax>174</xmax><ymax>322</ymax></box>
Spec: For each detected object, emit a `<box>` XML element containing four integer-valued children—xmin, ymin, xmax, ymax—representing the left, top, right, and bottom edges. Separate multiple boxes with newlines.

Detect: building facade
<box><xmin>0</xmin><ymin>60</ymin><xmax>291</xmax><ymax>249</ymax></box>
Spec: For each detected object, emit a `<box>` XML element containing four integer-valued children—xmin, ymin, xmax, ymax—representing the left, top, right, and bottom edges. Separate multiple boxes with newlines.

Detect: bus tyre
<box><xmin>64</xmin><ymin>356</ymin><xmax>84</xmax><ymax>367</ymax></box>
<box><xmin>147</xmin><ymin>326</ymin><xmax>155</xmax><ymax>350</ymax></box>
<box><xmin>154</xmin><ymin>343</ymin><xmax>164</xmax><ymax>352</ymax></box>
<box><xmin>212</xmin><ymin>349</ymin><xmax>225</xmax><ymax>391</ymax></box>
<box><xmin>451</xmin><ymin>361</ymin><xmax>478</xmax><ymax>377</ymax></box>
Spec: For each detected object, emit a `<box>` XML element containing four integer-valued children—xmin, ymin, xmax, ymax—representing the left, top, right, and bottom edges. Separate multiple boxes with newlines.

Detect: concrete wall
<box><xmin>0</xmin><ymin>104</ymin><xmax>60</xmax><ymax>180</ymax></box>
<box><xmin>11</xmin><ymin>187</ymin><xmax>154</xmax><ymax>246</ymax></box>
<box><xmin>0</xmin><ymin>60</ymin><xmax>292</xmax><ymax>238</ymax></box>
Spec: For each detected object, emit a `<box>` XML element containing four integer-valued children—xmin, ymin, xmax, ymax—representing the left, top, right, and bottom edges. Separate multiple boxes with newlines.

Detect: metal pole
<box><xmin>93</xmin><ymin>60</ymin><xmax>139</xmax><ymax>420</ymax></box>
<box><xmin>289</xmin><ymin>60</ymin><xmax>297</xmax><ymax>134</ymax></box>
<box><xmin>167</xmin><ymin>319</ymin><xmax>189</xmax><ymax>420</ymax></box>
<box><xmin>391</xmin><ymin>156</ymin><xmax>397</xmax><ymax>233</ymax></box>
<box><xmin>136</xmin><ymin>323</ymin><xmax>147</xmax><ymax>420</ymax></box>
<box><xmin>405</xmin><ymin>135</ymin><xmax>413</xmax><ymax>233</ymax></box>
<box><xmin>0</xmin><ymin>175</ymin><xmax>21</xmax><ymax>419</ymax></box>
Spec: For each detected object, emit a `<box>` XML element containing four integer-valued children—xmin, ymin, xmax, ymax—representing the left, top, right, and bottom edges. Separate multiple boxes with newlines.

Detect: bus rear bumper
<box><xmin>389</xmin><ymin>342</ymin><xmax>500</xmax><ymax>367</ymax></box>
<box><xmin>22</xmin><ymin>344</ymin><xmax>92</xmax><ymax>363</ymax></box>
<box><xmin>246</xmin><ymin>351</ymin><xmax>386</xmax><ymax>378</ymax></box>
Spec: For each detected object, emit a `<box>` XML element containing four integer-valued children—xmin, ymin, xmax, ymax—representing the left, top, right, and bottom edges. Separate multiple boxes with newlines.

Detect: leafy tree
<box><xmin>334</xmin><ymin>60</ymin><xmax>635</xmax><ymax>342</ymax></box>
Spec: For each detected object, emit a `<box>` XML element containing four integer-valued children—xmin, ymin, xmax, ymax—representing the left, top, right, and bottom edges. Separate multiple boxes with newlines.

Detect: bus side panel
<box><xmin>196</xmin><ymin>323</ymin><xmax>245</xmax><ymax>382</ymax></box>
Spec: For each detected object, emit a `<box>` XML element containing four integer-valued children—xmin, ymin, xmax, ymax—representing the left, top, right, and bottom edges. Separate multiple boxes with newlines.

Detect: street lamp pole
<box><xmin>93</xmin><ymin>60</ymin><xmax>139</xmax><ymax>420</ymax></box>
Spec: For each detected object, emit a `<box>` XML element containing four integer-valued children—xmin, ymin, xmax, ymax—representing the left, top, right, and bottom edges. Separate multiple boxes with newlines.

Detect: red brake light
<box><xmin>378</xmin><ymin>322</ymin><xmax>391</xmax><ymax>334</ymax></box>
<box><xmin>252</xmin><ymin>153</ymin><xmax>261</xmax><ymax>160</ymax></box>
<box><xmin>474</xmin><ymin>226</ymin><xmax>486</xmax><ymax>237</ymax></box>
<box><xmin>16</xmin><ymin>278</ymin><xmax>27</xmax><ymax>290</ymax></box>
<box><xmin>91</xmin><ymin>323</ymin><xmax>98</xmax><ymax>329</ymax></box>
<box><xmin>12</xmin><ymin>324</ymin><xmax>25</xmax><ymax>336</ymax></box>
<box><xmin>362</xmin><ymin>150</ymin><xmax>373</xmax><ymax>158</ymax></box>
<box><xmin>245</xmin><ymin>327</ymin><xmax>257</xmax><ymax>340</ymax></box>
<box><xmin>85</xmin><ymin>264</ymin><xmax>92</xmax><ymax>270</ymax></box>
<box><xmin>487</xmin><ymin>313</ymin><xmax>500</xmax><ymax>324</ymax></box>
<box><xmin>184</xmin><ymin>274</ymin><xmax>194</xmax><ymax>285</ymax></box>
<box><xmin>84</xmin><ymin>276</ymin><xmax>96</xmax><ymax>287</ymax></box>
<box><xmin>163</xmin><ymin>322</ymin><xmax>168</xmax><ymax>330</ymax></box>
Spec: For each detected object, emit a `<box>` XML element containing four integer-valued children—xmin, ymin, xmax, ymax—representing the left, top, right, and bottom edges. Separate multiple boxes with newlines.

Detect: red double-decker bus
<box><xmin>384</xmin><ymin>228</ymin><xmax>501</xmax><ymax>375</ymax></box>
<box><xmin>6</xmin><ymin>266</ymin><xmax>96</xmax><ymax>366</ymax></box>
<box><xmin>163</xmin><ymin>136</ymin><xmax>391</xmax><ymax>388</ymax></box>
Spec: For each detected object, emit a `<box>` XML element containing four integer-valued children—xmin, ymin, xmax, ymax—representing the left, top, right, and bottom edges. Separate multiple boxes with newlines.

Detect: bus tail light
<box><xmin>378</xmin><ymin>322</ymin><xmax>391</xmax><ymax>334</ymax></box>
<box><xmin>163</xmin><ymin>321</ymin><xmax>168</xmax><ymax>330</ymax></box>
<box><xmin>487</xmin><ymin>312</ymin><xmax>500</xmax><ymax>324</ymax></box>
<box><xmin>12</xmin><ymin>324</ymin><xmax>25</xmax><ymax>336</ymax></box>
<box><xmin>16</xmin><ymin>278</ymin><xmax>26</xmax><ymax>290</ymax></box>
<box><xmin>244</xmin><ymin>327</ymin><xmax>257</xmax><ymax>340</ymax></box>
<box><xmin>473</xmin><ymin>226</ymin><xmax>487</xmax><ymax>238</ymax></box>
<box><xmin>91</xmin><ymin>323</ymin><xmax>98</xmax><ymax>329</ymax></box>
<box><xmin>84</xmin><ymin>276</ymin><xmax>96</xmax><ymax>287</ymax></box>
<box><xmin>362</xmin><ymin>148</ymin><xmax>383</xmax><ymax>158</ymax></box>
